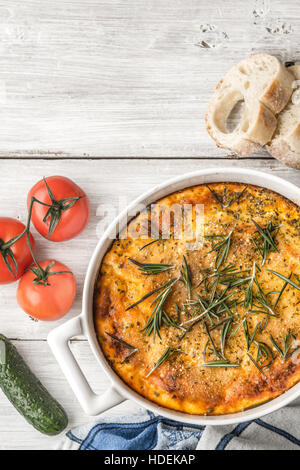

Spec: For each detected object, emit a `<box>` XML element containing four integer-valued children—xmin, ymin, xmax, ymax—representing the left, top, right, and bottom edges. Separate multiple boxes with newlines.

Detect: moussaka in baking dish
<box><xmin>94</xmin><ymin>183</ymin><xmax>300</xmax><ymax>415</ymax></box>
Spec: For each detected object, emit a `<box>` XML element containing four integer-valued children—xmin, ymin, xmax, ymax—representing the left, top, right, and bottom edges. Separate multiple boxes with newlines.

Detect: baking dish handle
<box><xmin>47</xmin><ymin>315</ymin><xmax>125</xmax><ymax>416</ymax></box>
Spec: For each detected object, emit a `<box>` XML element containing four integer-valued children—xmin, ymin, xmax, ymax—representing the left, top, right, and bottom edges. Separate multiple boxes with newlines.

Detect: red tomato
<box><xmin>16</xmin><ymin>259</ymin><xmax>76</xmax><ymax>321</ymax></box>
<box><xmin>0</xmin><ymin>217</ymin><xmax>35</xmax><ymax>284</ymax></box>
<box><xmin>27</xmin><ymin>176</ymin><xmax>90</xmax><ymax>242</ymax></box>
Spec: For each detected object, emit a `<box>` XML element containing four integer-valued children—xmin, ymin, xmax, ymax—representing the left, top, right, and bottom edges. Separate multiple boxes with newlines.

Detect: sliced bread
<box><xmin>267</xmin><ymin>65</ymin><xmax>300</xmax><ymax>169</ymax></box>
<box><xmin>205</xmin><ymin>54</ymin><xmax>294</xmax><ymax>156</ymax></box>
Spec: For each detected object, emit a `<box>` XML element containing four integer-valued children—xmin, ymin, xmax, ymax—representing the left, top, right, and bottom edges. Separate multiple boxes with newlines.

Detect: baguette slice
<box><xmin>267</xmin><ymin>65</ymin><xmax>300</xmax><ymax>169</ymax></box>
<box><xmin>205</xmin><ymin>54</ymin><xmax>294</xmax><ymax>156</ymax></box>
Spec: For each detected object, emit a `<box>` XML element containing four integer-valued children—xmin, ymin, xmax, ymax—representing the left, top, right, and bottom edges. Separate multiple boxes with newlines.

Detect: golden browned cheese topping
<box><xmin>94</xmin><ymin>183</ymin><xmax>300</xmax><ymax>415</ymax></box>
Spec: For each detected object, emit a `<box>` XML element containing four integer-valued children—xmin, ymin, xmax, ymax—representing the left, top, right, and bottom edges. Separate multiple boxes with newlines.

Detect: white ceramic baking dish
<box><xmin>48</xmin><ymin>167</ymin><xmax>300</xmax><ymax>426</ymax></box>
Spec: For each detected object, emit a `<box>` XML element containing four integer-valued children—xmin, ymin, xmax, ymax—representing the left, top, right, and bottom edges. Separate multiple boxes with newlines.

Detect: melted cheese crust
<box><xmin>94</xmin><ymin>183</ymin><xmax>300</xmax><ymax>415</ymax></box>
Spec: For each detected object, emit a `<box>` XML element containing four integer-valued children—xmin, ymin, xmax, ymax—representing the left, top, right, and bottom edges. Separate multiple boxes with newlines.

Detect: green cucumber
<box><xmin>0</xmin><ymin>334</ymin><xmax>68</xmax><ymax>435</ymax></box>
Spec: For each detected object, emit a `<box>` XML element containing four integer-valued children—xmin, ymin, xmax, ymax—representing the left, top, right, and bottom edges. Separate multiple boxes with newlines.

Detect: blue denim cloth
<box><xmin>63</xmin><ymin>410</ymin><xmax>204</xmax><ymax>450</ymax></box>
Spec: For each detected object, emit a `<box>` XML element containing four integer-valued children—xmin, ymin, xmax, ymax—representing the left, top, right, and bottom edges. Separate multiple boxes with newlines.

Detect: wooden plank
<box><xmin>0</xmin><ymin>0</ymin><xmax>299</xmax><ymax>157</ymax></box>
<box><xmin>0</xmin><ymin>157</ymin><xmax>298</xmax><ymax>341</ymax></box>
<box><xmin>0</xmin><ymin>340</ymin><xmax>142</xmax><ymax>450</ymax></box>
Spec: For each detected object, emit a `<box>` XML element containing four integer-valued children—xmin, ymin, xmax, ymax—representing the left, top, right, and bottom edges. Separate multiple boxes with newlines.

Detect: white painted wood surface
<box><xmin>0</xmin><ymin>0</ymin><xmax>299</xmax><ymax>451</ymax></box>
<box><xmin>0</xmin><ymin>0</ymin><xmax>299</xmax><ymax>158</ymax></box>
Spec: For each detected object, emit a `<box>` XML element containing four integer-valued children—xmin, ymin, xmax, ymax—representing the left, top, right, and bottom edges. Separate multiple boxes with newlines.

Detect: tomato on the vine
<box><xmin>0</xmin><ymin>218</ymin><xmax>35</xmax><ymax>284</ymax></box>
<box><xmin>17</xmin><ymin>259</ymin><xmax>76</xmax><ymax>321</ymax></box>
<box><xmin>27</xmin><ymin>176</ymin><xmax>90</xmax><ymax>242</ymax></box>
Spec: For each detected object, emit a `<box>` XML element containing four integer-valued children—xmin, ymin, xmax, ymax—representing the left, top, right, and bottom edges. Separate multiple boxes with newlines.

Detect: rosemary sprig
<box><xmin>243</xmin><ymin>262</ymin><xmax>277</xmax><ymax>322</ymax></box>
<box><xmin>209</xmin><ymin>316</ymin><xmax>236</xmax><ymax>332</ymax></box>
<box><xmin>178</xmin><ymin>319</ymin><xmax>200</xmax><ymax>341</ymax></box>
<box><xmin>221</xmin><ymin>275</ymin><xmax>252</xmax><ymax>289</ymax></box>
<box><xmin>249</xmin><ymin>290</ymin><xmax>279</xmax><ymax>318</ymax></box>
<box><xmin>139</xmin><ymin>218</ymin><xmax>166</xmax><ymax>251</ymax></box>
<box><xmin>259</xmin><ymin>316</ymin><xmax>269</xmax><ymax>333</ymax></box>
<box><xmin>205</xmin><ymin>184</ymin><xmax>248</xmax><ymax>208</ymax></box>
<box><xmin>267</xmin><ymin>270</ymin><xmax>300</xmax><ymax>292</ymax></box>
<box><xmin>230</xmin><ymin>318</ymin><xmax>244</xmax><ymax>338</ymax></box>
<box><xmin>162</xmin><ymin>310</ymin><xmax>184</xmax><ymax>330</ymax></box>
<box><xmin>177</xmin><ymin>295</ymin><xmax>219</xmax><ymax>340</ymax></box>
<box><xmin>180</xmin><ymin>255</ymin><xmax>192</xmax><ymax>299</ymax></box>
<box><xmin>200</xmin><ymin>360</ymin><xmax>240</xmax><ymax>368</ymax></box>
<box><xmin>206</xmin><ymin>230</ymin><xmax>233</xmax><ymax>270</ymax></box>
<box><xmin>247</xmin><ymin>352</ymin><xmax>266</xmax><ymax>376</ymax></box>
<box><xmin>175</xmin><ymin>303</ymin><xmax>180</xmax><ymax>323</ymax></box>
<box><xmin>234</xmin><ymin>185</ymin><xmax>248</xmax><ymax>204</ymax></box>
<box><xmin>180</xmin><ymin>291</ymin><xmax>234</xmax><ymax>327</ymax></box>
<box><xmin>197</xmin><ymin>264</ymin><xmax>250</xmax><ymax>290</ymax></box>
<box><xmin>220</xmin><ymin>319</ymin><xmax>232</xmax><ymax>355</ymax></box>
<box><xmin>105</xmin><ymin>331</ymin><xmax>135</xmax><ymax>348</ymax></box>
<box><xmin>215</xmin><ymin>297</ymin><xmax>238</xmax><ymax>318</ymax></box>
<box><xmin>146</xmin><ymin>346</ymin><xmax>185</xmax><ymax>377</ymax></box>
<box><xmin>250</xmin><ymin>321</ymin><xmax>262</xmax><ymax>345</ymax></box>
<box><xmin>226</xmin><ymin>185</ymin><xmax>248</xmax><ymax>206</ymax></box>
<box><xmin>141</xmin><ymin>283</ymin><xmax>175</xmax><ymax>340</ymax></box>
<box><xmin>244</xmin><ymin>262</ymin><xmax>258</xmax><ymax>309</ymax></box>
<box><xmin>251</xmin><ymin>219</ymin><xmax>280</xmax><ymax>266</ymax></box>
<box><xmin>274</xmin><ymin>273</ymin><xmax>292</xmax><ymax>309</ymax></box>
<box><xmin>243</xmin><ymin>318</ymin><xmax>250</xmax><ymax>350</ymax></box>
<box><xmin>255</xmin><ymin>341</ymin><xmax>275</xmax><ymax>368</ymax></box>
<box><xmin>254</xmin><ymin>292</ymin><xmax>278</xmax><ymax>320</ymax></box>
<box><xmin>247</xmin><ymin>309</ymin><xmax>279</xmax><ymax>318</ymax></box>
<box><xmin>126</xmin><ymin>277</ymin><xmax>178</xmax><ymax>311</ymax></box>
<box><xmin>202</xmin><ymin>340</ymin><xmax>209</xmax><ymax>362</ymax></box>
<box><xmin>208</xmin><ymin>276</ymin><xmax>219</xmax><ymax>306</ymax></box>
<box><xmin>204</xmin><ymin>321</ymin><xmax>224</xmax><ymax>360</ymax></box>
<box><xmin>139</xmin><ymin>236</ymin><xmax>165</xmax><ymax>251</ymax></box>
<box><xmin>105</xmin><ymin>332</ymin><xmax>138</xmax><ymax>363</ymax></box>
<box><xmin>205</xmin><ymin>184</ymin><xmax>225</xmax><ymax>208</ymax></box>
<box><xmin>243</xmin><ymin>319</ymin><xmax>261</xmax><ymax>351</ymax></box>
<box><xmin>270</xmin><ymin>331</ymin><xmax>300</xmax><ymax>363</ymax></box>
<box><xmin>128</xmin><ymin>258</ymin><xmax>174</xmax><ymax>275</ymax></box>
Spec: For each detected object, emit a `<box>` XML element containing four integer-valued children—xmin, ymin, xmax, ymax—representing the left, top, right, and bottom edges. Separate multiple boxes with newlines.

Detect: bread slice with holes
<box><xmin>267</xmin><ymin>65</ymin><xmax>300</xmax><ymax>169</ymax></box>
<box><xmin>205</xmin><ymin>54</ymin><xmax>294</xmax><ymax>156</ymax></box>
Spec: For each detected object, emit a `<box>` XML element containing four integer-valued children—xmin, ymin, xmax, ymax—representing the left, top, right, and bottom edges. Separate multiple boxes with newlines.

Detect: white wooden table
<box><xmin>0</xmin><ymin>0</ymin><xmax>299</xmax><ymax>450</ymax></box>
